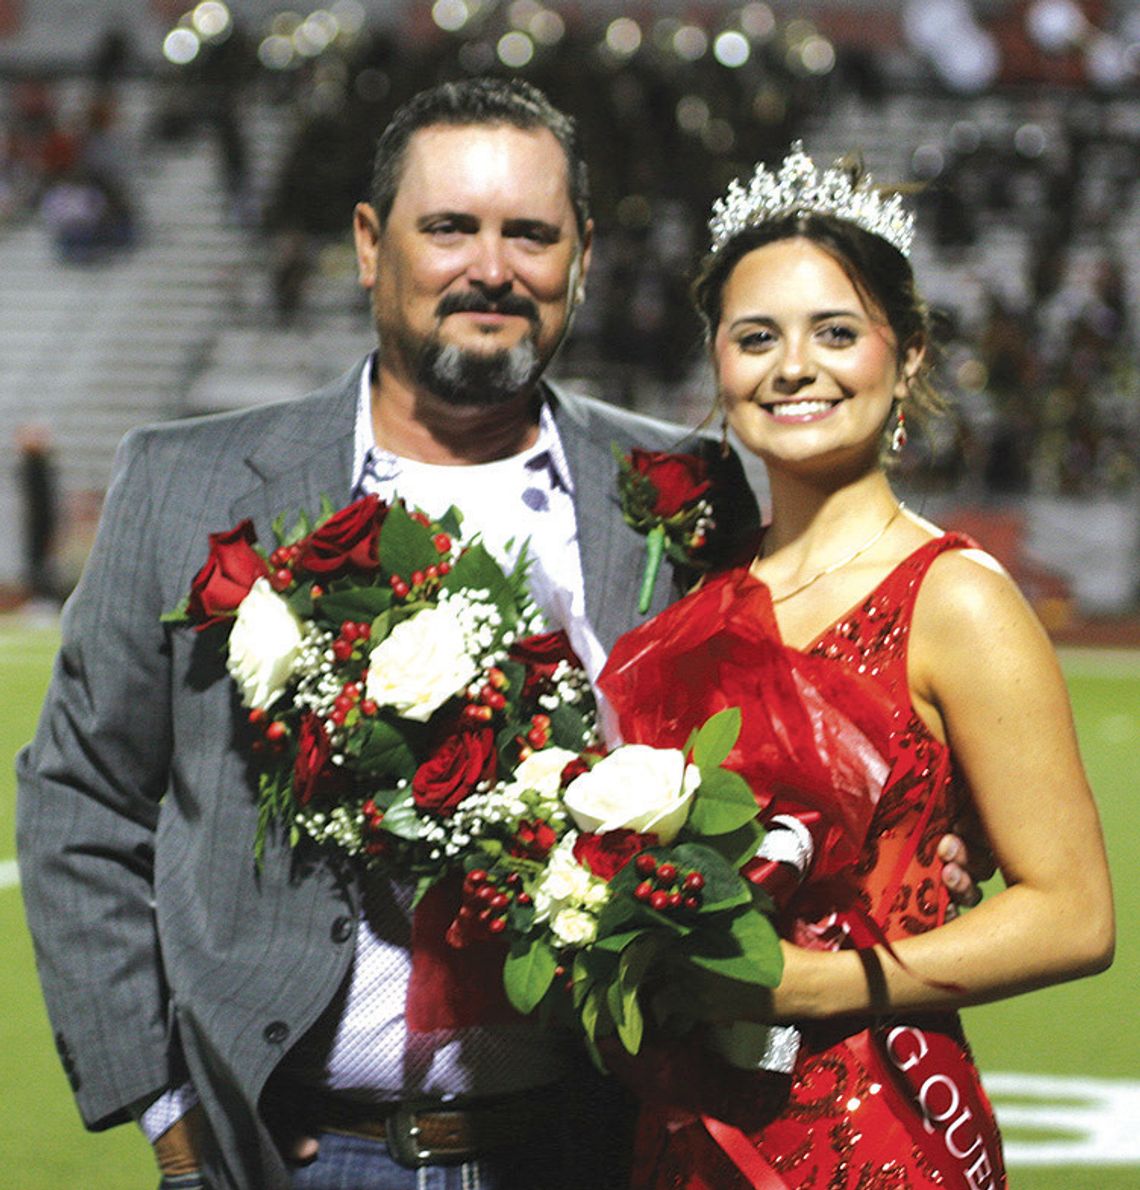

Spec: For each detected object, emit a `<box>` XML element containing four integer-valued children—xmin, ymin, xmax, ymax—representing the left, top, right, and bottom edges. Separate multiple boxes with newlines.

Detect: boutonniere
<box><xmin>613</xmin><ymin>445</ymin><xmax>716</xmax><ymax>613</ymax></box>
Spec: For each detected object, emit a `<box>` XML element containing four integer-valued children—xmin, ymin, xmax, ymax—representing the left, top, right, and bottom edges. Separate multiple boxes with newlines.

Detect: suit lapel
<box><xmin>553</xmin><ymin>389</ymin><xmax>676</xmax><ymax>653</ymax></box>
<box><xmin>229</xmin><ymin>373</ymin><xmax>359</xmax><ymax>542</ymax></box>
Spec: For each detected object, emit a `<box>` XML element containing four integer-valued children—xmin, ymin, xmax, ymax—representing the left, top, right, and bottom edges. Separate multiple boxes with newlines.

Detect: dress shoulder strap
<box><xmin>809</xmin><ymin>531</ymin><xmax>978</xmax><ymax>689</ymax></box>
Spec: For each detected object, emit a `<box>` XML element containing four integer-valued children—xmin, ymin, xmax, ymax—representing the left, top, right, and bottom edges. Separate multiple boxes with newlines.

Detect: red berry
<box><xmin>488</xmin><ymin>668</ymin><xmax>508</xmax><ymax>691</ymax></box>
<box><xmin>329</xmin><ymin>707</ymin><xmax>346</xmax><ymax>727</ymax></box>
<box><xmin>433</xmin><ymin>533</ymin><xmax>452</xmax><ymax>553</ymax></box>
<box><xmin>270</xmin><ymin>568</ymin><xmax>292</xmax><ymax>592</ymax></box>
<box><xmin>361</xmin><ymin>799</ymin><xmax>378</xmax><ymax>819</ymax></box>
<box><xmin>516</xmin><ymin>892</ymin><xmax>532</xmax><ymax>907</ymax></box>
<box><xmin>487</xmin><ymin>916</ymin><xmax>507</xmax><ymax>934</ymax></box>
<box><xmin>248</xmin><ymin>708</ymin><xmax>267</xmax><ymax>726</ymax></box>
<box><xmin>334</xmin><ymin>694</ymin><xmax>355</xmax><ymax>714</ymax></box>
<box><xmin>554</xmin><ymin>965</ymin><xmax>566</xmax><ymax>978</ymax></box>
<box><xmin>265</xmin><ymin>720</ymin><xmax>287</xmax><ymax>742</ymax></box>
<box><xmin>650</xmin><ymin>890</ymin><xmax>670</xmax><ymax>912</ymax></box>
<box><xmin>411</xmin><ymin>570</ymin><xmax>425</xmax><ymax>587</ymax></box>
<box><xmin>341</xmin><ymin>620</ymin><xmax>358</xmax><ymax>640</ymax></box>
<box><xmin>466</xmin><ymin>869</ymin><xmax>488</xmax><ymax>886</ymax></box>
<box><xmin>532</xmin><ymin>713</ymin><xmax>551</xmax><ymax>729</ymax></box>
<box><xmin>683</xmin><ymin>895</ymin><xmax>701</xmax><ymax>912</ymax></box>
<box><xmin>411</xmin><ymin>511</ymin><xmax>431</xmax><ymax>527</ymax></box>
<box><xmin>356</xmin><ymin>622</ymin><xmax>371</xmax><ymax>640</ymax></box>
<box><xmin>476</xmin><ymin>883</ymin><xmax>497</xmax><ymax>902</ymax></box>
<box><xmin>332</xmin><ymin>639</ymin><xmax>353</xmax><ymax>663</ymax></box>
<box><xmin>634</xmin><ymin>880</ymin><xmax>653</xmax><ymax>902</ymax></box>
<box><xmin>682</xmin><ymin>871</ymin><xmax>705</xmax><ymax>893</ymax></box>
<box><xmin>656</xmin><ymin>863</ymin><xmax>678</xmax><ymax>887</ymax></box>
<box><xmin>485</xmin><ymin>691</ymin><xmax>506</xmax><ymax>711</ymax></box>
<box><xmin>270</xmin><ymin>547</ymin><xmax>290</xmax><ymax>567</ymax></box>
<box><xmin>359</xmin><ymin>698</ymin><xmax>378</xmax><ymax>717</ymax></box>
<box><xmin>634</xmin><ymin>853</ymin><xmax>657</xmax><ymax>876</ymax></box>
<box><xmin>311</xmin><ymin>585</ymin><xmax>324</xmax><ymax>599</ymax></box>
<box><xmin>425</xmin><ymin>565</ymin><xmax>439</xmax><ymax>581</ymax></box>
<box><xmin>490</xmin><ymin>893</ymin><xmax>510</xmax><ymax>912</ymax></box>
<box><xmin>438</xmin><ymin>561</ymin><xmax>451</xmax><ymax>576</ymax></box>
<box><xmin>504</xmin><ymin>872</ymin><xmax>522</xmax><ymax>887</ymax></box>
<box><xmin>666</xmin><ymin>891</ymin><xmax>683</xmax><ymax>910</ymax></box>
<box><xmin>526</xmin><ymin>726</ymin><xmax>547</xmax><ymax>748</ymax></box>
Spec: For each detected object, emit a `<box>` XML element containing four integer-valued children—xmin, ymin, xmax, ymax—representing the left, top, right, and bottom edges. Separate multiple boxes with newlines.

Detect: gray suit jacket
<box><xmin>16</xmin><ymin>360</ymin><xmax>761</xmax><ymax>1188</ymax></box>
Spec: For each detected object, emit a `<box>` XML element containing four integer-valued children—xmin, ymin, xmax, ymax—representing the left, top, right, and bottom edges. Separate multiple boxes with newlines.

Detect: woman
<box><xmin>598</xmin><ymin>145</ymin><xmax>1114</xmax><ymax>1188</ymax></box>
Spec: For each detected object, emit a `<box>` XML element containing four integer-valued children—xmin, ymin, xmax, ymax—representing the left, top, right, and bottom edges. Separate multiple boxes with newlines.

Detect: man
<box><xmin>17</xmin><ymin>78</ymin><xmax>980</xmax><ymax>1189</ymax></box>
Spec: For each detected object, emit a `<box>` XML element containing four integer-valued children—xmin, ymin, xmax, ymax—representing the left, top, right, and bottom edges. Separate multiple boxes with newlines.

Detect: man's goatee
<box><xmin>417</xmin><ymin>339</ymin><xmax>542</xmax><ymax>407</ymax></box>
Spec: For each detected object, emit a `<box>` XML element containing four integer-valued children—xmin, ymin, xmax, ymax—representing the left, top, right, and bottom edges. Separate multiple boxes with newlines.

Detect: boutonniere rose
<box><xmin>613</xmin><ymin>445</ymin><xmax>717</xmax><ymax>613</ymax></box>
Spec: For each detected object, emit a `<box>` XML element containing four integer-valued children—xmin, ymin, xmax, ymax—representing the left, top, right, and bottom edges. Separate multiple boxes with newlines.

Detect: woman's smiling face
<box><xmin>713</xmin><ymin>237</ymin><xmax>918</xmax><ymax>476</ymax></box>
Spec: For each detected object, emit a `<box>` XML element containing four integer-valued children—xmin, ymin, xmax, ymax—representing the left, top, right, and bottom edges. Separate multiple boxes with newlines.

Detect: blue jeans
<box><xmin>288</xmin><ymin>1129</ymin><xmax>564</xmax><ymax>1190</ymax></box>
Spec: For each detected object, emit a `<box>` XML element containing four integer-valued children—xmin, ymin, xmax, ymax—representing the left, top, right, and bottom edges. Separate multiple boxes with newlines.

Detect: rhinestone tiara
<box><xmin>708</xmin><ymin>141</ymin><xmax>915</xmax><ymax>258</ymax></box>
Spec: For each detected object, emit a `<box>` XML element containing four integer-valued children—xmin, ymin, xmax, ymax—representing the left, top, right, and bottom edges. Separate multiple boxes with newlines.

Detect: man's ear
<box><xmin>353</xmin><ymin>203</ymin><xmax>382</xmax><ymax>289</ymax></box>
<box><xmin>574</xmin><ymin>218</ymin><xmax>594</xmax><ymax>305</ymax></box>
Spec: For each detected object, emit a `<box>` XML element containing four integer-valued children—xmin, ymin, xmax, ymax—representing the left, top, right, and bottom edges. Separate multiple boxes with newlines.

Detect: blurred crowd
<box><xmin>0</xmin><ymin>5</ymin><xmax>1136</xmax><ymax>503</ymax></box>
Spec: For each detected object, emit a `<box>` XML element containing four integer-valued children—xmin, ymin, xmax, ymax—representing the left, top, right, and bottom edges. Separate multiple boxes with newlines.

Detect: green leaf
<box><xmin>503</xmin><ymin>935</ymin><xmax>559</xmax><ymax>1014</ymax></box>
<box><xmin>616</xmin><ymin>986</ymin><xmax>645</xmax><ymax>1053</ymax></box>
<box><xmin>437</xmin><ymin>506</ymin><xmax>464</xmax><ymax>539</ymax></box>
<box><xmin>708</xmin><ymin>820</ymin><xmax>768</xmax><ymax>870</ymax></box>
<box><xmin>689</xmin><ymin>707</ymin><xmax>742</xmax><ymax>769</ymax></box>
<box><xmin>548</xmin><ymin>703</ymin><xmax>589</xmax><ymax>751</ymax></box>
<box><xmin>443</xmin><ymin>542</ymin><xmax>518</xmax><ymax>626</ymax></box>
<box><xmin>685</xmin><ymin>909</ymin><xmax>784</xmax><ymax>986</ymax></box>
<box><xmin>159</xmin><ymin>596</ymin><xmax>192</xmax><ymax>625</ymax></box>
<box><xmin>667</xmin><ymin>843</ymin><xmax>752</xmax><ymax>913</ymax></box>
<box><xmin>687</xmin><ymin>767</ymin><xmax>759</xmax><ymax>836</ymax></box>
<box><xmin>377</xmin><ymin>791</ymin><xmax>422</xmax><ymax>840</ymax></box>
<box><xmin>316</xmin><ymin>585</ymin><xmax>393</xmax><ymax>627</ymax></box>
<box><xmin>378</xmin><ymin>501</ymin><xmax>438</xmax><ymax>577</ymax></box>
<box><xmin>349</xmin><ymin>719</ymin><xmax>418</xmax><ymax>777</ymax></box>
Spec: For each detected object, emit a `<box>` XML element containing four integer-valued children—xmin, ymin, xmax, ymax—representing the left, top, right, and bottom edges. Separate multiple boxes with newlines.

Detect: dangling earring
<box><xmin>890</xmin><ymin>404</ymin><xmax>907</xmax><ymax>454</ymax></box>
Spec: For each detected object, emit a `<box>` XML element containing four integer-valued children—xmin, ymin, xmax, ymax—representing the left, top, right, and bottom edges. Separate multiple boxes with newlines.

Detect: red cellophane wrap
<box><xmin>598</xmin><ymin>569</ymin><xmax>897</xmax><ymax>880</ymax></box>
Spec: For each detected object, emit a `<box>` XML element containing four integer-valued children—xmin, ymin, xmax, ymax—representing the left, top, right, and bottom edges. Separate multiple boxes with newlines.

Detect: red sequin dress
<box><xmin>598</xmin><ymin>534</ymin><xmax>1006</xmax><ymax>1190</ymax></box>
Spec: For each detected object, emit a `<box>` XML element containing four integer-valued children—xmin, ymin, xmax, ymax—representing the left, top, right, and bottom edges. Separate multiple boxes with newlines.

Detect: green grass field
<box><xmin>2</xmin><ymin>624</ymin><xmax>1137</xmax><ymax>1188</ymax></box>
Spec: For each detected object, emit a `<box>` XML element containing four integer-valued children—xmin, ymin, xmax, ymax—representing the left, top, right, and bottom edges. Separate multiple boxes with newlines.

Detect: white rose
<box><xmin>563</xmin><ymin>744</ymin><xmax>700</xmax><ymax>845</ymax></box>
<box><xmin>551</xmin><ymin>906</ymin><xmax>598</xmax><ymax>948</ymax></box>
<box><xmin>226</xmin><ymin>578</ymin><xmax>306</xmax><ymax>710</ymax></box>
<box><xmin>364</xmin><ymin>602</ymin><xmax>478</xmax><ymax>723</ymax></box>
<box><xmin>533</xmin><ymin>839</ymin><xmax>595</xmax><ymax>919</ymax></box>
<box><xmin>510</xmin><ymin>746</ymin><xmax>580</xmax><ymax>798</ymax></box>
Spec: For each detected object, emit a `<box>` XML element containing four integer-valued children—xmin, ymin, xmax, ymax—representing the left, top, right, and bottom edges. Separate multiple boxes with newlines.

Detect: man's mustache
<box><xmin>436</xmin><ymin>291</ymin><xmax>540</xmax><ymax>324</ymax></box>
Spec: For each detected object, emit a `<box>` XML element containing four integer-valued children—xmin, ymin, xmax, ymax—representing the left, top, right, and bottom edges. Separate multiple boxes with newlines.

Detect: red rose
<box><xmin>293</xmin><ymin>712</ymin><xmax>334</xmax><ymax>806</ymax></box>
<box><xmin>186</xmin><ymin>519</ymin><xmax>269</xmax><ymax>629</ymax></box>
<box><xmin>295</xmin><ymin>494</ymin><xmax>384</xmax><ymax>576</ymax></box>
<box><xmin>413</xmin><ymin>727</ymin><xmax>498</xmax><ymax>817</ymax></box>
<box><xmin>573</xmin><ymin>829</ymin><xmax>656</xmax><ymax>881</ymax></box>
<box><xmin>508</xmin><ymin>630</ymin><xmax>583</xmax><ymax>698</ymax></box>
<box><xmin>629</xmin><ymin>449</ymin><xmax>711</xmax><ymax>518</ymax></box>
<box><xmin>510</xmin><ymin>818</ymin><xmax>557</xmax><ymax>861</ymax></box>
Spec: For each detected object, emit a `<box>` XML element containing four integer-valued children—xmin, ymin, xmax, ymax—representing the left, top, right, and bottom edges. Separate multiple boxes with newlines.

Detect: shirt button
<box><xmin>331</xmin><ymin>915</ymin><xmax>353</xmax><ymax>943</ymax></box>
<box><xmin>263</xmin><ymin>1021</ymin><xmax>290</xmax><ymax>1045</ymax></box>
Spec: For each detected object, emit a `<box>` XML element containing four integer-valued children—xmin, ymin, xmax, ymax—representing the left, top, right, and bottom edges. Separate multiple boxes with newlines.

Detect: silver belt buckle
<box><xmin>387</xmin><ymin>1099</ymin><xmax>454</xmax><ymax>1169</ymax></box>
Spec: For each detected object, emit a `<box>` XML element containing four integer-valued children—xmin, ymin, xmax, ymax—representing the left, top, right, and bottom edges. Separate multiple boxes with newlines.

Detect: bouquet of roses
<box><xmin>163</xmin><ymin>493</ymin><xmax>598</xmax><ymax>877</ymax></box>
<box><xmin>613</xmin><ymin>445</ymin><xmax>717</xmax><ymax>613</ymax></box>
<box><xmin>442</xmin><ymin>707</ymin><xmax>784</xmax><ymax>1061</ymax></box>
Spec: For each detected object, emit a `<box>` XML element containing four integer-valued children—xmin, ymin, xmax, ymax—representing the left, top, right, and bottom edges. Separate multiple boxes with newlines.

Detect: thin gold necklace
<box><xmin>764</xmin><ymin>502</ymin><xmax>906</xmax><ymax>605</ymax></box>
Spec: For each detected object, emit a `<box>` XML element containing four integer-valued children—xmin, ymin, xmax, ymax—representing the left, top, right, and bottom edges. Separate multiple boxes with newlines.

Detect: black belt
<box><xmin>307</xmin><ymin>1084</ymin><xmax>563</xmax><ymax>1168</ymax></box>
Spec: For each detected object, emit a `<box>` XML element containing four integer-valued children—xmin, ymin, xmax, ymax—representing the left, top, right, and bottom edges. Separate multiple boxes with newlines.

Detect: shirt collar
<box><xmin>352</xmin><ymin>351</ymin><xmax>573</xmax><ymax>496</ymax></box>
